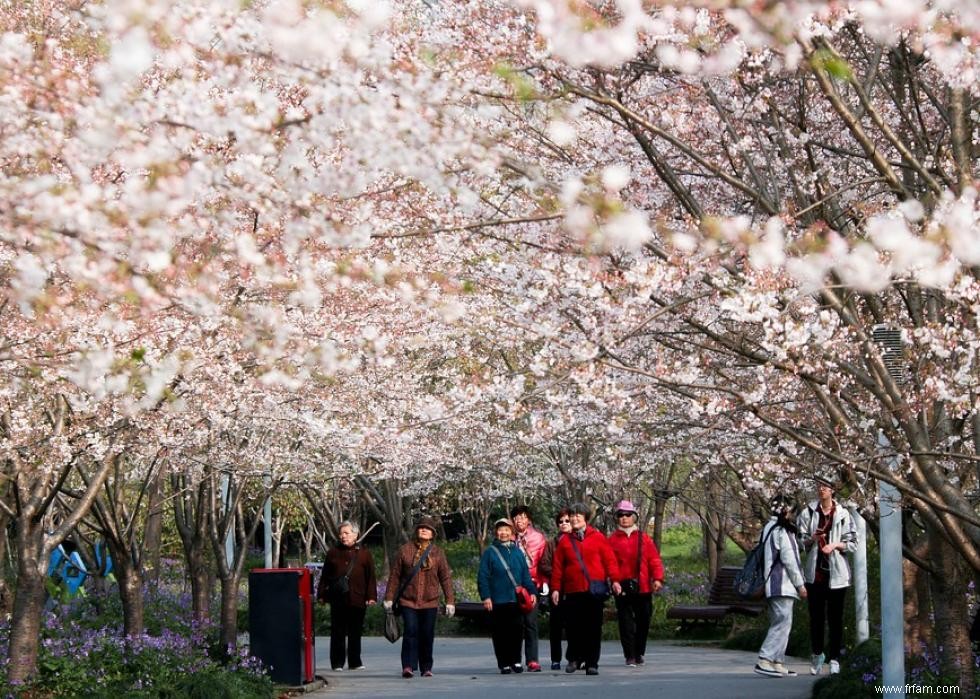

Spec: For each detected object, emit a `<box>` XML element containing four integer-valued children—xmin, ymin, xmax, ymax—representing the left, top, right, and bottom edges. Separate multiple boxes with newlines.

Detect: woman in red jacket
<box><xmin>608</xmin><ymin>500</ymin><xmax>664</xmax><ymax>667</ymax></box>
<box><xmin>549</xmin><ymin>502</ymin><xmax>621</xmax><ymax>676</ymax></box>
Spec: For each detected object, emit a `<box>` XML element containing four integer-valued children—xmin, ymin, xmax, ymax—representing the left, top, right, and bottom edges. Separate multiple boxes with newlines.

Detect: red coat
<box><xmin>608</xmin><ymin>528</ymin><xmax>664</xmax><ymax>592</ymax></box>
<box><xmin>550</xmin><ymin>526</ymin><xmax>619</xmax><ymax>594</ymax></box>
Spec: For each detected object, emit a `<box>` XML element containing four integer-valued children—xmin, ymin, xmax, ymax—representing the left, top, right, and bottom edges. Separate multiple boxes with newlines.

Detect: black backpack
<box><xmin>733</xmin><ymin>525</ymin><xmax>777</xmax><ymax>600</ymax></box>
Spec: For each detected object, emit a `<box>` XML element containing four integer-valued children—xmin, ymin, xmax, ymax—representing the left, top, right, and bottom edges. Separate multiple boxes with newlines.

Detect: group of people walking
<box><xmin>755</xmin><ymin>475</ymin><xmax>858</xmax><ymax>679</ymax></box>
<box><xmin>316</xmin><ymin>500</ymin><xmax>665</xmax><ymax>678</ymax></box>
<box><xmin>474</xmin><ymin>499</ymin><xmax>666</xmax><ymax>675</ymax></box>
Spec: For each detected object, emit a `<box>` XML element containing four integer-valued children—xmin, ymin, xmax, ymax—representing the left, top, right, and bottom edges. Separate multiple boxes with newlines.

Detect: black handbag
<box><xmin>384</xmin><ymin>609</ymin><xmax>402</xmax><ymax>643</ymax></box>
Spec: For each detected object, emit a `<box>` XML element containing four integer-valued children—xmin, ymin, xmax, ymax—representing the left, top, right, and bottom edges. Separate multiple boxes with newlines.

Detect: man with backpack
<box><xmin>754</xmin><ymin>495</ymin><xmax>807</xmax><ymax>678</ymax></box>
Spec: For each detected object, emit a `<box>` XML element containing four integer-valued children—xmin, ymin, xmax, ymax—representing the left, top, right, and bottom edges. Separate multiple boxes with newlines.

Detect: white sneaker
<box><xmin>773</xmin><ymin>662</ymin><xmax>797</xmax><ymax>677</ymax></box>
<box><xmin>829</xmin><ymin>660</ymin><xmax>840</xmax><ymax>675</ymax></box>
<box><xmin>810</xmin><ymin>653</ymin><xmax>825</xmax><ymax>675</ymax></box>
<box><xmin>754</xmin><ymin>659</ymin><xmax>782</xmax><ymax>678</ymax></box>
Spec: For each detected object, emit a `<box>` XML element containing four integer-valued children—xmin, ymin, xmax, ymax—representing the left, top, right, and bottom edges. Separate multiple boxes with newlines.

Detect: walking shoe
<box><xmin>331</xmin><ymin>667</ymin><xmax>344</xmax><ymax>672</ymax></box>
<box><xmin>564</xmin><ymin>661</ymin><xmax>580</xmax><ymax>673</ymax></box>
<box><xmin>349</xmin><ymin>665</ymin><xmax>365</xmax><ymax>671</ymax></box>
<box><xmin>500</xmin><ymin>667</ymin><xmax>512</xmax><ymax>675</ymax></box>
<box><xmin>527</xmin><ymin>661</ymin><xmax>542</xmax><ymax>672</ymax></box>
<box><xmin>773</xmin><ymin>662</ymin><xmax>797</xmax><ymax>676</ymax></box>
<box><xmin>512</xmin><ymin>664</ymin><xmax>524</xmax><ymax>674</ymax></box>
<box><xmin>810</xmin><ymin>653</ymin><xmax>825</xmax><ymax>675</ymax></box>
<box><xmin>625</xmin><ymin>657</ymin><xmax>637</xmax><ymax>667</ymax></box>
<box><xmin>422</xmin><ymin>670</ymin><xmax>433</xmax><ymax>677</ymax></box>
<box><xmin>550</xmin><ymin>662</ymin><xmax>561</xmax><ymax>671</ymax></box>
<box><xmin>402</xmin><ymin>667</ymin><xmax>414</xmax><ymax>678</ymax></box>
<box><xmin>636</xmin><ymin>656</ymin><xmax>645</xmax><ymax>665</ymax></box>
<box><xmin>754</xmin><ymin>659</ymin><xmax>783</xmax><ymax>678</ymax></box>
<box><xmin>829</xmin><ymin>660</ymin><xmax>840</xmax><ymax>675</ymax></box>
<box><xmin>585</xmin><ymin>667</ymin><xmax>599</xmax><ymax>676</ymax></box>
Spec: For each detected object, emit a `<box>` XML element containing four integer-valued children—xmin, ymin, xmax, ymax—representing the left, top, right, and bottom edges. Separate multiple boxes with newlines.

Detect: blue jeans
<box><xmin>400</xmin><ymin>607</ymin><xmax>438</xmax><ymax>672</ymax></box>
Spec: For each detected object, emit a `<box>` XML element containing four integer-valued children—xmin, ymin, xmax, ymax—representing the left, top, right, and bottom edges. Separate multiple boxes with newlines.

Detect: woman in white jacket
<box><xmin>755</xmin><ymin>496</ymin><xmax>807</xmax><ymax>678</ymax></box>
<box><xmin>796</xmin><ymin>476</ymin><xmax>857</xmax><ymax>676</ymax></box>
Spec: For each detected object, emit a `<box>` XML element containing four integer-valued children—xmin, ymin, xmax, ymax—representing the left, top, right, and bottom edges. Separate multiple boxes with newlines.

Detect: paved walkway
<box><xmin>308</xmin><ymin>637</ymin><xmax>817</xmax><ymax>698</ymax></box>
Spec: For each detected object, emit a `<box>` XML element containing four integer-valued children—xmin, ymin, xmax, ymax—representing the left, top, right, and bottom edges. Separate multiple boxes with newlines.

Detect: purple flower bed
<box><xmin>0</xmin><ymin>584</ymin><xmax>273</xmax><ymax>697</ymax></box>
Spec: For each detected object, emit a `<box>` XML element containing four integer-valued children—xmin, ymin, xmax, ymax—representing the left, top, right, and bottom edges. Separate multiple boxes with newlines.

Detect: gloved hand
<box><xmin>383</xmin><ymin>600</ymin><xmax>393</xmax><ymax>611</ymax></box>
<box><xmin>445</xmin><ymin>604</ymin><xmax>455</xmax><ymax>618</ymax></box>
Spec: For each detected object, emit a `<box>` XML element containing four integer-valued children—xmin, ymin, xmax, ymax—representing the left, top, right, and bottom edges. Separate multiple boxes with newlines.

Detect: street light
<box><xmin>872</xmin><ymin>323</ymin><xmax>906</xmax><ymax>698</ymax></box>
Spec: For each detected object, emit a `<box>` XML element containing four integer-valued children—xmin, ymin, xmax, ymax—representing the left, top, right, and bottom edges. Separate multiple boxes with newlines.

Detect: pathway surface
<box><xmin>307</xmin><ymin>637</ymin><xmax>818</xmax><ymax>699</ymax></box>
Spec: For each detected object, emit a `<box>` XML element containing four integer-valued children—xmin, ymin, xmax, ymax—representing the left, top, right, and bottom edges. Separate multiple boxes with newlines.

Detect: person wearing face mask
<box><xmin>549</xmin><ymin>502</ymin><xmax>621</xmax><ymax>676</ymax></box>
<box><xmin>317</xmin><ymin>520</ymin><xmax>377</xmax><ymax>672</ymax></box>
<box><xmin>608</xmin><ymin>500</ymin><xmax>664</xmax><ymax>668</ymax></box>
<box><xmin>478</xmin><ymin>518</ymin><xmax>538</xmax><ymax>674</ymax></box>
<box><xmin>384</xmin><ymin>516</ymin><xmax>455</xmax><ymax>679</ymax></box>
<box><xmin>510</xmin><ymin>505</ymin><xmax>547</xmax><ymax>672</ymax></box>
<box><xmin>538</xmin><ymin>508</ymin><xmax>573</xmax><ymax>670</ymax></box>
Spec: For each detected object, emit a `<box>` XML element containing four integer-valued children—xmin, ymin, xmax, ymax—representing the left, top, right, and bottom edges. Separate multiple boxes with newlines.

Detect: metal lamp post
<box><xmin>872</xmin><ymin>325</ymin><xmax>906</xmax><ymax>697</ymax></box>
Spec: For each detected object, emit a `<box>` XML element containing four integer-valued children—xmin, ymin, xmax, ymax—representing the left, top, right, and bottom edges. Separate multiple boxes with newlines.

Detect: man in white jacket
<box><xmin>796</xmin><ymin>475</ymin><xmax>858</xmax><ymax>676</ymax></box>
<box><xmin>755</xmin><ymin>496</ymin><xmax>808</xmax><ymax>678</ymax></box>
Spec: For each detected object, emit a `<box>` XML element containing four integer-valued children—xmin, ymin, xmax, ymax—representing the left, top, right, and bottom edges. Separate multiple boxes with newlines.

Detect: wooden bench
<box><xmin>666</xmin><ymin>566</ymin><xmax>765</xmax><ymax>629</ymax></box>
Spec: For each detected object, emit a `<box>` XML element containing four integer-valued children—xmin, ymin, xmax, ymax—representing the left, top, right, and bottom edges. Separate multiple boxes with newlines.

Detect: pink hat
<box><xmin>614</xmin><ymin>500</ymin><xmax>637</xmax><ymax>515</ymax></box>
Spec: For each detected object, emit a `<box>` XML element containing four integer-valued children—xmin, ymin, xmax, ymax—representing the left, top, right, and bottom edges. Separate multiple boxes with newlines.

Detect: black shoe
<box><xmin>500</xmin><ymin>667</ymin><xmax>512</xmax><ymax>675</ymax></box>
<box><xmin>551</xmin><ymin>662</ymin><xmax>561</xmax><ymax>671</ymax></box>
<box><xmin>636</xmin><ymin>656</ymin><xmax>645</xmax><ymax>665</ymax></box>
<box><xmin>512</xmin><ymin>664</ymin><xmax>524</xmax><ymax>674</ymax></box>
<box><xmin>586</xmin><ymin>667</ymin><xmax>599</xmax><ymax>676</ymax></box>
<box><xmin>564</xmin><ymin>661</ymin><xmax>579</xmax><ymax>674</ymax></box>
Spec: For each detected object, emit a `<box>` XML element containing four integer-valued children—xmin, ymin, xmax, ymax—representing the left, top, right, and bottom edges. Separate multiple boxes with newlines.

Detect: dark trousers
<box><xmin>521</xmin><ymin>605</ymin><xmax>539</xmax><ymax>663</ymax></box>
<box><xmin>563</xmin><ymin>592</ymin><xmax>605</xmax><ymax>668</ymax></box>
<box><xmin>615</xmin><ymin>593</ymin><xmax>653</xmax><ymax>660</ymax></box>
<box><xmin>329</xmin><ymin>602</ymin><xmax>367</xmax><ymax>669</ymax></box>
<box><xmin>401</xmin><ymin>607</ymin><xmax>438</xmax><ymax>672</ymax></box>
<box><xmin>549</xmin><ymin>602</ymin><xmax>567</xmax><ymax>664</ymax></box>
<box><xmin>491</xmin><ymin>602</ymin><xmax>524</xmax><ymax>669</ymax></box>
<box><xmin>806</xmin><ymin>582</ymin><xmax>847</xmax><ymax>661</ymax></box>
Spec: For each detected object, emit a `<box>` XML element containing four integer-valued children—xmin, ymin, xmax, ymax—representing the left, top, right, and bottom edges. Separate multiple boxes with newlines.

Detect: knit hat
<box><xmin>414</xmin><ymin>516</ymin><xmax>438</xmax><ymax>535</ymax></box>
<box><xmin>493</xmin><ymin>517</ymin><xmax>515</xmax><ymax>532</ymax></box>
<box><xmin>614</xmin><ymin>500</ymin><xmax>638</xmax><ymax>516</ymax></box>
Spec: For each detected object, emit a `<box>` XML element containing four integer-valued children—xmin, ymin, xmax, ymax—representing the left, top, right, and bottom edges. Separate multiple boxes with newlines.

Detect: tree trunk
<box><xmin>142</xmin><ymin>467</ymin><xmax>166</xmax><ymax>590</ymax></box>
<box><xmin>0</xmin><ymin>514</ymin><xmax>12</xmax><ymax>615</ymax></box>
<box><xmin>652</xmin><ymin>492</ymin><xmax>668</xmax><ymax>550</ymax></box>
<box><xmin>903</xmin><ymin>558</ymin><xmax>933</xmax><ymax>652</ymax></box>
<box><xmin>927</xmin><ymin>529</ymin><xmax>976</xmax><ymax>698</ymax></box>
<box><xmin>7</xmin><ymin>521</ymin><xmax>47</xmax><ymax>684</ymax></box>
<box><xmin>702</xmin><ymin>522</ymin><xmax>719</xmax><ymax>582</ymax></box>
<box><xmin>186</xmin><ymin>545</ymin><xmax>210</xmax><ymax>622</ymax></box>
<box><xmin>115</xmin><ymin>558</ymin><xmax>145</xmax><ymax>637</ymax></box>
<box><xmin>218</xmin><ymin>574</ymin><xmax>240</xmax><ymax>652</ymax></box>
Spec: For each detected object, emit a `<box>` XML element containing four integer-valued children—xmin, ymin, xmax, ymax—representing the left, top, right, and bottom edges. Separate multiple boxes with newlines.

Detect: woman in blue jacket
<box><xmin>478</xmin><ymin>517</ymin><xmax>537</xmax><ymax>674</ymax></box>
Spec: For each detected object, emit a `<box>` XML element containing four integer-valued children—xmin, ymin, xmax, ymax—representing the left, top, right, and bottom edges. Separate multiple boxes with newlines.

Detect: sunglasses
<box><xmin>616</xmin><ymin>512</ymin><xmax>634</xmax><ymax>517</ymax></box>
<box><xmin>557</xmin><ymin>518</ymin><xmax>571</xmax><ymax>524</ymax></box>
